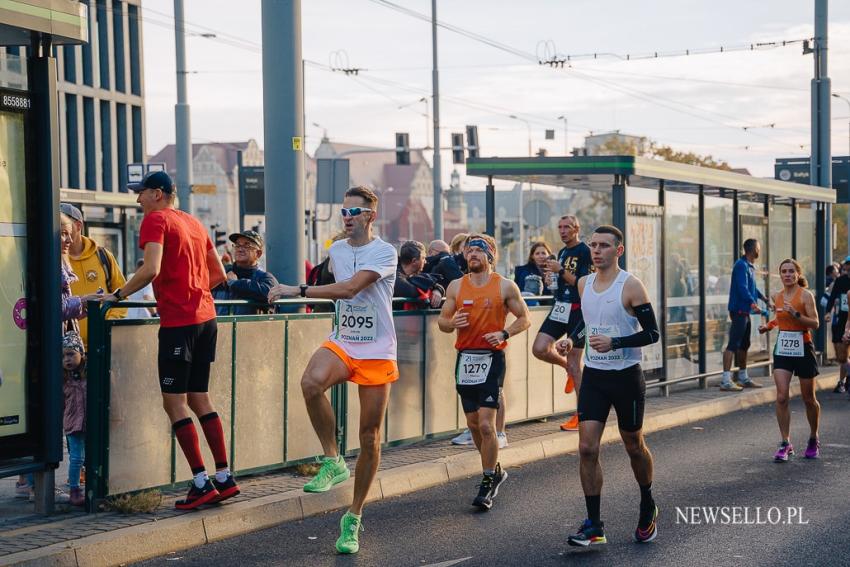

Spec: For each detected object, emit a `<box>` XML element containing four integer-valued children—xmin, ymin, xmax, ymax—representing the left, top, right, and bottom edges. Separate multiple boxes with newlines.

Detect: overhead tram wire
<box><xmin>365</xmin><ymin>0</ymin><xmax>807</xmax><ymax>154</ymax></box>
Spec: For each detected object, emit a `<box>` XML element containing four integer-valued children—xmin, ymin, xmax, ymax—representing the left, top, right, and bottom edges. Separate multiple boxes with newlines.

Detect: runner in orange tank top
<box><xmin>757</xmin><ymin>258</ymin><xmax>820</xmax><ymax>462</ymax></box>
<box><xmin>438</xmin><ymin>234</ymin><xmax>530</xmax><ymax>510</ymax></box>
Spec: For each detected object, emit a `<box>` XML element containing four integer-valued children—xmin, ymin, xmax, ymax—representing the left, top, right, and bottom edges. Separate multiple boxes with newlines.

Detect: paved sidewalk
<box><xmin>0</xmin><ymin>370</ymin><xmax>841</xmax><ymax>567</ymax></box>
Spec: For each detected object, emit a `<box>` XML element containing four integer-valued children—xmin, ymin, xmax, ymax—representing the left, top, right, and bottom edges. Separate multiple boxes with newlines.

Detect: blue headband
<box><xmin>467</xmin><ymin>238</ymin><xmax>494</xmax><ymax>262</ymax></box>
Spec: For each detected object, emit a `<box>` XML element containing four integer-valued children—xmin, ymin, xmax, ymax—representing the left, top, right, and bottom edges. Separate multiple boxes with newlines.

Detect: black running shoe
<box><xmin>175</xmin><ymin>479</ymin><xmax>220</xmax><ymax>510</ymax></box>
<box><xmin>635</xmin><ymin>504</ymin><xmax>659</xmax><ymax>543</ymax></box>
<box><xmin>212</xmin><ymin>474</ymin><xmax>241</xmax><ymax>503</ymax></box>
<box><xmin>472</xmin><ymin>463</ymin><xmax>508</xmax><ymax>510</ymax></box>
<box><xmin>567</xmin><ymin>519</ymin><xmax>607</xmax><ymax>547</ymax></box>
<box><xmin>834</xmin><ymin>380</ymin><xmax>846</xmax><ymax>394</ymax></box>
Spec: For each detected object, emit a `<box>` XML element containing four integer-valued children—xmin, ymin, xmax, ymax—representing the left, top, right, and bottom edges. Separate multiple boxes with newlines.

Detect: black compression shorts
<box><xmin>158</xmin><ymin>319</ymin><xmax>218</xmax><ymax>394</ymax></box>
<box><xmin>455</xmin><ymin>349</ymin><xmax>506</xmax><ymax>413</ymax></box>
<box><xmin>577</xmin><ymin>364</ymin><xmax>646</xmax><ymax>432</ymax></box>
<box><xmin>773</xmin><ymin>343</ymin><xmax>819</xmax><ymax>380</ymax></box>
<box><xmin>538</xmin><ymin>306</ymin><xmax>585</xmax><ymax>348</ymax></box>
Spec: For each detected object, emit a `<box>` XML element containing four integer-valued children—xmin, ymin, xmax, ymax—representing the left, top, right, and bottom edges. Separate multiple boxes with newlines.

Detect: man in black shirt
<box><xmin>531</xmin><ymin>215</ymin><xmax>593</xmax><ymax>431</ymax></box>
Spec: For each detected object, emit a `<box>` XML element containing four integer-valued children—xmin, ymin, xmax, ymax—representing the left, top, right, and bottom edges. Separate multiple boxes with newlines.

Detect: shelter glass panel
<box><xmin>704</xmin><ymin>195</ymin><xmax>734</xmax><ymax>372</ymax></box>
<box><xmin>769</xmin><ymin>203</ymin><xmax>794</xmax><ymax>353</ymax></box>
<box><xmin>664</xmin><ymin>191</ymin><xmax>701</xmax><ymax>376</ymax></box>
<box><xmin>796</xmin><ymin>204</ymin><xmax>816</xmax><ymax>292</ymax></box>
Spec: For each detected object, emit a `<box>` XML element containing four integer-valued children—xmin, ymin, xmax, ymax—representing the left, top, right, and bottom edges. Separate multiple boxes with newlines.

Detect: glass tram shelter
<box><xmin>467</xmin><ymin>155</ymin><xmax>835</xmax><ymax>385</ymax></box>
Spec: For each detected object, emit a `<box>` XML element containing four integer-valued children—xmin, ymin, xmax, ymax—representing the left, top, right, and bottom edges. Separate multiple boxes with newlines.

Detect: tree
<box><xmin>597</xmin><ymin>136</ymin><xmax>733</xmax><ymax>171</ymax></box>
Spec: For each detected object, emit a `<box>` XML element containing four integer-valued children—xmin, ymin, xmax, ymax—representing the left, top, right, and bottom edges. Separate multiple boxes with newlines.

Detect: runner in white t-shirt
<box><xmin>268</xmin><ymin>186</ymin><xmax>397</xmax><ymax>555</ymax></box>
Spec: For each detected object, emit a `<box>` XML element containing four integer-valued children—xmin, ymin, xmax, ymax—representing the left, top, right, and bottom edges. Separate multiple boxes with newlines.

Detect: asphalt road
<box><xmin>135</xmin><ymin>392</ymin><xmax>850</xmax><ymax>567</ymax></box>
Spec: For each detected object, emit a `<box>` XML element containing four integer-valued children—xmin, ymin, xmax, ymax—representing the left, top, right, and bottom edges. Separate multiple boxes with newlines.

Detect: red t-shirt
<box><xmin>139</xmin><ymin>208</ymin><xmax>216</xmax><ymax>328</ymax></box>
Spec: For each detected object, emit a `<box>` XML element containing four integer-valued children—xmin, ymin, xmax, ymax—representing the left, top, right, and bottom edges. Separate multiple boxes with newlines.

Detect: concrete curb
<box><xmin>2</xmin><ymin>373</ymin><xmax>838</xmax><ymax>566</ymax></box>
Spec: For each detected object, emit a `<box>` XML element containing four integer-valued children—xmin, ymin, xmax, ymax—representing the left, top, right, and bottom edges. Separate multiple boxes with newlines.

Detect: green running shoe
<box><xmin>303</xmin><ymin>456</ymin><xmax>350</xmax><ymax>493</ymax></box>
<box><xmin>335</xmin><ymin>511</ymin><xmax>362</xmax><ymax>554</ymax></box>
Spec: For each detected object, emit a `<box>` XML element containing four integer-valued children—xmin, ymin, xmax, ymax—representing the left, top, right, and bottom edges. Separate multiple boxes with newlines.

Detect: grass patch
<box><xmin>295</xmin><ymin>462</ymin><xmax>322</xmax><ymax>477</ymax></box>
<box><xmin>105</xmin><ymin>490</ymin><xmax>163</xmax><ymax>514</ymax></box>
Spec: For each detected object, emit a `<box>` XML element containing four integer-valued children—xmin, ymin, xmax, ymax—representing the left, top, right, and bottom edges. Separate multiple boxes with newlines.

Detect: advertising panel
<box><xmin>0</xmin><ymin>110</ymin><xmax>28</xmax><ymax>438</ymax></box>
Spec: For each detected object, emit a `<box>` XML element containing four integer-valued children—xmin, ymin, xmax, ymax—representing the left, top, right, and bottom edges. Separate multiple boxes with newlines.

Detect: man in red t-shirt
<box><xmin>102</xmin><ymin>171</ymin><xmax>238</xmax><ymax>510</ymax></box>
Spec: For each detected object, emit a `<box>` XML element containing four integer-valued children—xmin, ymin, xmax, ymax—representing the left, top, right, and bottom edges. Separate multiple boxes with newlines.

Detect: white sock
<box><xmin>722</xmin><ymin>371</ymin><xmax>731</xmax><ymax>383</ymax></box>
<box><xmin>193</xmin><ymin>471</ymin><xmax>209</xmax><ymax>489</ymax></box>
<box><xmin>215</xmin><ymin>468</ymin><xmax>231</xmax><ymax>483</ymax></box>
<box><xmin>739</xmin><ymin>370</ymin><xmax>749</xmax><ymax>382</ymax></box>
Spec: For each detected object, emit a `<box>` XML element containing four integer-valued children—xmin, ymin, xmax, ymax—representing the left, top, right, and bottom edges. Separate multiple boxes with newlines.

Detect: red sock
<box><xmin>200</xmin><ymin>412</ymin><xmax>229</xmax><ymax>470</ymax></box>
<box><xmin>173</xmin><ymin>418</ymin><xmax>206</xmax><ymax>475</ymax></box>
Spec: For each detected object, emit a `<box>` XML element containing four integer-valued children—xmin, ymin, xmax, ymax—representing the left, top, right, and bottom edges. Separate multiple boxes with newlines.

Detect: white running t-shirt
<box><xmin>327</xmin><ymin>237</ymin><xmax>398</xmax><ymax>360</ymax></box>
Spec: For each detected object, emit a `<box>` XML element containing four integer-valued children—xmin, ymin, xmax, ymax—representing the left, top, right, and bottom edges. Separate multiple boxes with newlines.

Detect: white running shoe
<box><xmin>497</xmin><ymin>432</ymin><xmax>508</xmax><ymax>449</ymax></box>
<box><xmin>451</xmin><ymin>429</ymin><xmax>474</xmax><ymax>445</ymax></box>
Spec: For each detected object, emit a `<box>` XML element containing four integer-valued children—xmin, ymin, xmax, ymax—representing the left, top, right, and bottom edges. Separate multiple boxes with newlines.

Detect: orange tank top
<box><xmin>771</xmin><ymin>287</ymin><xmax>812</xmax><ymax>343</ymax></box>
<box><xmin>455</xmin><ymin>273</ymin><xmax>508</xmax><ymax>351</ymax></box>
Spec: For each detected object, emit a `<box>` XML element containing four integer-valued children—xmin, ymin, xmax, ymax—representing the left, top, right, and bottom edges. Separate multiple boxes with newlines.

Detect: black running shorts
<box><xmin>455</xmin><ymin>349</ymin><xmax>506</xmax><ymax>413</ymax></box>
<box><xmin>158</xmin><ymin>319</ymin><xmax>218</xmax><ymax>394</ymax></box>
<box><xmin>577</xmin><ymin>364</ymin><xmax>646</xmax><ymax>432</ymax></box>
<box><xmin>538</xmin><ymin>306</ymin><xmax>585</xmax><ymax>348</ymax></box>
<box><xmin>726</xmin><ymin>312</ymin><xmax>751</xmax><ymax>352</ymax></box>
<box><xmin>773</xmin><ymin>343</ymin><xmax>819</xmax><ymax>380</ymax></box>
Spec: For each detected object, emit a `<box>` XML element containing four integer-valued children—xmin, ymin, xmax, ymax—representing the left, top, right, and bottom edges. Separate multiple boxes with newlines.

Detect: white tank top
<box><xmin>582</xmin><ymin>269</ymin><xmax>642</xmax><ymax>371</ymax></box>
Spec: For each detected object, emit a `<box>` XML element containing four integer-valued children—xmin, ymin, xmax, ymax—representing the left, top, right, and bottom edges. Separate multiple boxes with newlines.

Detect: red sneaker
<box><xmin>175</xmin><ymin>480</ymin><xmax>220</xmax><ymax>510</ymax></box>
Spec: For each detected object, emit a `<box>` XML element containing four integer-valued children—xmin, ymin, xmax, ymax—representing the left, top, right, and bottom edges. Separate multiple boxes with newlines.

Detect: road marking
<box><xmin>420</xmin><ymin>558</ymin><xmax>473</xmax><ymax>567</ymax></box>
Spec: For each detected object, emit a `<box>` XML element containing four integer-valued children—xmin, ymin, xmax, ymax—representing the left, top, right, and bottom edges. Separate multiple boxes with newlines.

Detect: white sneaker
<box><xmin>497</xmin><ymin>432</ymin><xmax>508</xmax><ymax>449</ymax></box>
<box><xmin>451</xmin><ymin>429</ymin><xmax>474</xmax><ymax>445</ymax></box>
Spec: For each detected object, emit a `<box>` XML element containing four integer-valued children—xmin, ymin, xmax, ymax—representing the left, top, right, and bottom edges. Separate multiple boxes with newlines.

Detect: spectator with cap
<box><xmin>394</xmin><ymin>240</ymin><xmax>445</xmax><ymax>309</ymax></box>
<box><xmin>212</xmin><ymin>230</ymin><xmax>278</xmax><ymax>315</ymax></box>
<box><xmin>59</xmin><ymin>202</ymin><xmax>127</xmax><ymax>345</ymax></box>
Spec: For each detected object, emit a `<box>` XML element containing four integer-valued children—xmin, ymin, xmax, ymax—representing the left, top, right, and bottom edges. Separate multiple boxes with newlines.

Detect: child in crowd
<box><xmin>62</xmin><ymin>332</ymin><xmax>87</xmax><ymax>506</ymax></box>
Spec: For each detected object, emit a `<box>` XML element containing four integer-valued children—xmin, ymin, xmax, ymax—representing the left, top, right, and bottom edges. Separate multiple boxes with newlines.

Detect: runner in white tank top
<box><xmin>267</xmin><ymin>187</ymin><xmax>398</xmax><ymax>555</ymax></box>
<box><xmin>554</xmin><ymin>226</ymin><xmax>661</xmax><ymax>548</ymax></box>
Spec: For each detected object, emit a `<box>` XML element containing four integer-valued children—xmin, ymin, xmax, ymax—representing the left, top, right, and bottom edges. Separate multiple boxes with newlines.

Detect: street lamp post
<box><xmin>509</xmin><ymin>114</ymin><xmax>532</xmax><ymax>266</ymax></box>
<box><xmin>557</xmin><ymin>115</ymin><xmax>568</xmax><ymax>156</ymax></box>
<box><xmin>832</xmin><ymin>92</ymin><xmax>850</xmax><ymax>254</ymax></box>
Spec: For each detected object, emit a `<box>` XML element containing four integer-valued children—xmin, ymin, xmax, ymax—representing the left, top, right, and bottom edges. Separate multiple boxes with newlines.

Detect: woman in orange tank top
<box><xmin>757</xmin><ymin>258</ymin><xmax>820</xmax><ymax>462</ymax></box>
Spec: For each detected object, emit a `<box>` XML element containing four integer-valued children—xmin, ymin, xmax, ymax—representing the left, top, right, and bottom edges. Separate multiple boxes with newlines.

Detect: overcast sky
<box><xmin>140</xmin><ymin>0</ymin><xmax>850</xmax><ymax>186</ymax></box>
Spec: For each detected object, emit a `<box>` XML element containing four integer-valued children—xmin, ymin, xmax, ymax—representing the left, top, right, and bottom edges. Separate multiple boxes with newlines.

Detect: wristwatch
<box><xmin>113</xmin><ymin>288</ymin><xmax>123</xmax><ymax>301</ymax></box>
<box><xmin>299</xmin><ymin>284</ymin><xmax>309</xmax><ymax>298</ymax></box>
<box><xmin>500</xmin><ymin>329</ymin><xmax>510</xmax><ymax>341</ymax></box>
<box><xmin>793</xmin><ymin>309</ymin><xmax>801</xmax><ymax>319</ymax></box>
<box><xmin>610</xmin><ymin>337</ymin><xmax>622</xmax><ymax>351</ymax></box>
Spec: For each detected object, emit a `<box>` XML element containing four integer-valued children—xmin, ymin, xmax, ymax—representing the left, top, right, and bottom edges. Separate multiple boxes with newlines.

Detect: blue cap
<box><xmin>128</xmin><ymin>170</ymin><xmax>174</xmax><ymax>194</ymax></box>
<box><xmin>844</xmin><ymin>255</ymin><xmax>850</xmax><ymax>264</ymax></box>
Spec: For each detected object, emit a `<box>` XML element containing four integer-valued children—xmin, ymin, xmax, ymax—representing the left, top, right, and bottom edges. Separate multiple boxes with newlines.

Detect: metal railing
<box><xmin>83</xmin><ymin>296</ymin><xmax>766</xmax><ymax>510</ymax></box>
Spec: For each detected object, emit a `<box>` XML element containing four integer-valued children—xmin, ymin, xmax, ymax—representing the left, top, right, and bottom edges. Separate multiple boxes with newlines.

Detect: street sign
<box><xmin>127</xmin><ymin>162</ymin><xmax>167</xmax><ymax>185</ymax></box>
<box><xmin>524</xmin><ymin>199</ymin><xmax>552</xmax><ymax>229</ymax></box>
<box><xmin>316</xmin><ymin>158</ymin><xmax>350</xmax><ymax>204</ymax></box>
<box><xmin>192</xmin><ymin>184</ymin><xmax>217</xmax><ymax>195</ymax></box>
<box><xmin>240</xmin><ymin>166</ymin><xmax>265</xmax><ymax>215</ymax></box>
<box><xmin>127</xmin><ymin>163</ymin><xmax>144</xmax><ymax>183</ymax></box>
<box><xmin>775</xmin><ymin>156</ymin><xmax>850</xmax><ymax>203</ymax></box>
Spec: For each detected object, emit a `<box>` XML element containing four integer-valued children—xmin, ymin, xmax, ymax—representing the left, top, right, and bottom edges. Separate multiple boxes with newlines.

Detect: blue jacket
<box><xmin>213</xmin><ymin>264</ymin><xmax>279</xmax><ymax>315</ymax></box>
<box><xmin>727</xmin><ymin>256</ymin><xmax>766</xmax><ymax>313</ymax></box>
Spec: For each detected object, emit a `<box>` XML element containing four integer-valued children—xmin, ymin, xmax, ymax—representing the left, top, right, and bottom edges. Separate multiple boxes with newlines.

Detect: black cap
<box><xmin>128</xmin><ymin>170</ymin><xmax>174</xmax><ymax>194</ymax></box>
<box><xmin>229</xmin><ymin>229</ymin><xmax>264</xmax><ymax>248</ymax></box>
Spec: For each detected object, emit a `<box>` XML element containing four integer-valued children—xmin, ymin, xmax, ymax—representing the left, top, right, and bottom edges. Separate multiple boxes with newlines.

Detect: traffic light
<box><xmin>211</xmin><ymin>224</ymin><xmax>227</xmax><ymax>247</ymax></box>
<box><xmin>395</xmin><ymin>132</ymin><xmax>410</xmax><ymax>165</ymax></box>
<box><xmin>451</xmin><ymin>133</ymin><xmax>464</xmax><ymax>164</ymax></box>
<box><xmin>465</xmin><ymin>125</ymin><xmax>479</xmax><ymax>159</ymax></box>
<box><xmin>500</xmin><ymin>220</ymin><xmax>514</xmax><ymax>248</ymax></box>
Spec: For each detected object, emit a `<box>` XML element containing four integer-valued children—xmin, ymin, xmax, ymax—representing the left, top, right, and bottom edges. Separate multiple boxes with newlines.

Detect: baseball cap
<box><xmin>59</xmin><ymin>202</ymin><xmax>83</xmax><ymax>223</ymax></box>
<box><xmin>229</xmin><ymin>229</ymin><xmax>264</xmax><ymax>248</ymax></box>
<box><xmin>128</xmin><ymin>170</ymin><xmax>174</xmax><ymax>194</ymax></box>
<box><xmin>843</xmin><ymin>255</ymin><xmax>850</xmax><ymax>264</ymax></box>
